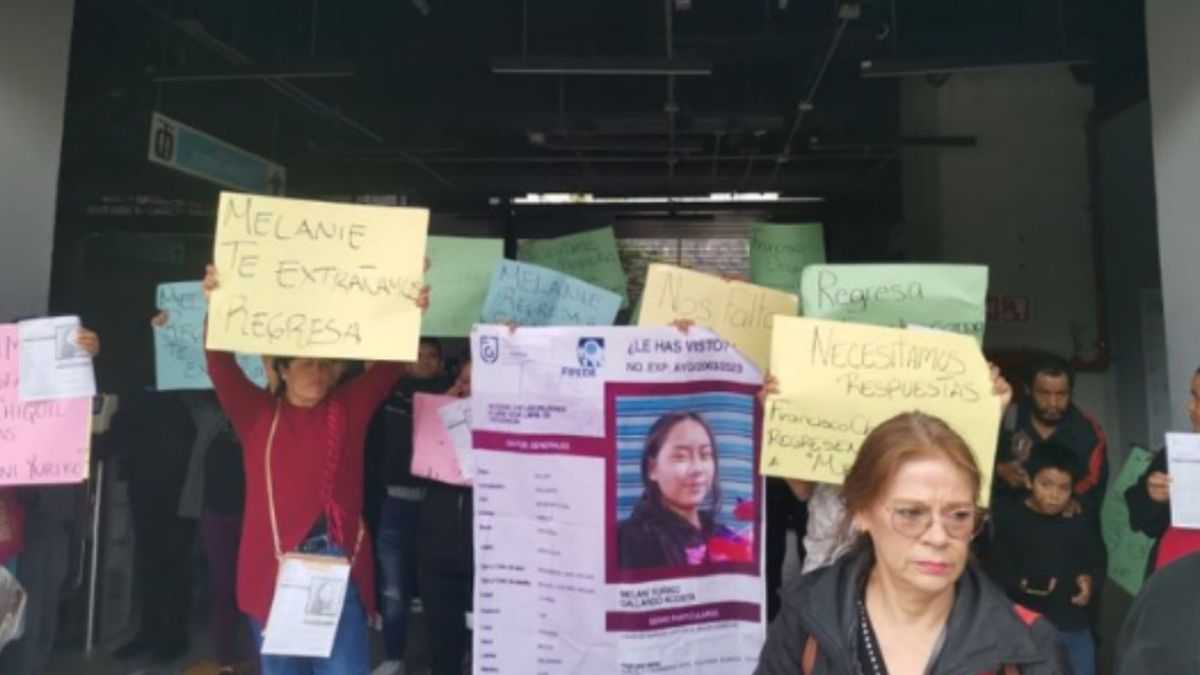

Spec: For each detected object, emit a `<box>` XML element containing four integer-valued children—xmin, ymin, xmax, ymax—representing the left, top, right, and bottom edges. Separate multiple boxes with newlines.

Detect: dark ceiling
<box><xmin>49</xmin><ymin>0</ymin><xmax>1148</xmax><ymax>393</ymax></box>
<box><xmin>59</xmin><ymin>0</ymin><xmax>1142</xmax><ymax>210</ymax></box>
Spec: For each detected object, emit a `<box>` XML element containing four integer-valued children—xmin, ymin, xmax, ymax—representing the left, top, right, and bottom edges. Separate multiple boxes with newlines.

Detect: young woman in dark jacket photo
<box><xmin>618</xmin><ymin>411</ymin><xmax>721</xmax><ymax>570</ymax></box>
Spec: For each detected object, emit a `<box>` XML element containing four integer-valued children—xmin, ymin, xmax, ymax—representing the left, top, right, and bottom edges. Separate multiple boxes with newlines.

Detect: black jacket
<box><xmin>618</xmin><ymin>497</ymin><xmax>716</xmax><ymax>570</ymax></box>
<box><xmin>1116</xmin><ymin>551</ymin><xmax>1200</xmax><ymax>673</ymax></box>
<box><xmin>996</xmin><ymin>401</ymin><xmax>1108</xmax><ymax>515</ymax></box>
<box><xmin>755</xmin><ymin>547</ymin><xmax>1068</xmax><ymax>675</ymax></box>
<box><xmin>987</xmin><ymin>499</ymin><xmax>1104</xmax><ymax>631</ymax></box>
<box><xmin>362</xmin><ymin>373</ymin><xmax>456</xmax><ymax>532</ymax></box>
<box><xmin>368</xmin><ymin>373</ymin><xmax>457</xmax><ymax>489</ymax></box>
<box><xmin>1125</xmin><ymin>449</ymin><xmax>1169</xmax><ymax>578</ymax></box>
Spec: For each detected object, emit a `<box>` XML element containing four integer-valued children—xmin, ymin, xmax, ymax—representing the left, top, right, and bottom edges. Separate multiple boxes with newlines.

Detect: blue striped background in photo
<box><xmin>615</xmin><ymin>392</ymin><xmax>756</xmax><ymax>528</ymax></box>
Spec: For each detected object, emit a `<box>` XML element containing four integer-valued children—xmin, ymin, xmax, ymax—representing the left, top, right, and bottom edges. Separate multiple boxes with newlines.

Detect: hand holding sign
<box><xmin>75</xmin><ymin>329</ymin><xmax>100</xmax><ymax>358</ymax></box>
<box><xmin>203</xmin><ymin>263</ymin><xmax>219</xmax><ymax>300</ymax></box>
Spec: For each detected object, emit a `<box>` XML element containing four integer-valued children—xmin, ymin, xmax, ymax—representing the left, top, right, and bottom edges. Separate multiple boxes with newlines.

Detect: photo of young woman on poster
<box><xmin>618</xmin><ymin>412</ymin><xmax>724</xmax><ymax>570</ymax></box>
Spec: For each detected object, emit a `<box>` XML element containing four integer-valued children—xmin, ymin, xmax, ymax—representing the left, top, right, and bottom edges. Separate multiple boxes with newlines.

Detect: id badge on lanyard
<box><xmin>261</xmin><ymin>553</ymin><xmax>352</xmax><ymax>657</ymax></box>
<box><xmin>257</xmin><ymin>404</ymin><xmax>362</xmax><ymax>658</ymax></box>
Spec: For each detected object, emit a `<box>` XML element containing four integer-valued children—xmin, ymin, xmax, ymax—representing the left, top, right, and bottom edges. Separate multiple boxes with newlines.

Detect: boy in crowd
<box><xmin>988</xmin><ymin>441</ymin><xmax>1104</xmax><ymax>675</ymax></box>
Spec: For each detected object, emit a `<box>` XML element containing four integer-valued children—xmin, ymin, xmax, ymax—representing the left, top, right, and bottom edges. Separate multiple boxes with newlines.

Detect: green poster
<box><xmin>750</xmin><ymin>223</ymin><xmax>826</xmax><ymax>294</ymax></box>
<box><xmin>800</xmin><ymin>264</ymin><xmax>989</xmax><ymax>344</ymax></box>
<box><xmin>1101</xmin><ymin>446</ymin><xmax>1157</xmax><ymax>596</ymax></box>
<box><xmin>422</xmin><ymin>236</ymin><xmax>505</xmax><ymax>337</ymax></box>
<box><xmin>517</xmin><ymin>226</ymin><xmax>629</xmax><ymax>308</ymax></box>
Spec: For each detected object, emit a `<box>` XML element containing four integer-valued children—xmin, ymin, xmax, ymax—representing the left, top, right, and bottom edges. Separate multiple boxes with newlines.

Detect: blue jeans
<box><xmin>376</xmin><ymin>495</ymin><xmax>422</xmax><ymax>661</ymax></box>
<box><xmin>1060</xmin><ymin>629</ymin><xmax>1095</xmax><ymax>675</ymax></box>
<box><xmin>251</xmin><ymin>537</ymin><xmax>369</xmax><ymax>675</ymax></box>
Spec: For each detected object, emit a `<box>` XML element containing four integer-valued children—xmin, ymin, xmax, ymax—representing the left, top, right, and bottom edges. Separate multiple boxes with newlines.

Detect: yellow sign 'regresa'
<box><xmin>206</xmin><ymin>192</ymin><xmax>429</xmax><ymax>361</ymax></box>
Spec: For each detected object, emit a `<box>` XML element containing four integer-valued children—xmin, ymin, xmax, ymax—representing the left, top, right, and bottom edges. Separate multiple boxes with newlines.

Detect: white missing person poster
<box><xmin>1167</xmin><ymin>432</ymin><xmax>1200</xmax><ymax>529</ymax></box>
<box><xmin>470</xmin><ymin>325</ymin><xmax>766</xmax><ymax>674</ymax></box>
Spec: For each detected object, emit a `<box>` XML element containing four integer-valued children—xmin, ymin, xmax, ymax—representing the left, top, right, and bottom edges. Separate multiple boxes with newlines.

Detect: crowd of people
<box><xmin>2</xmin><ymin>260</ymin><xmax>1199</xmax><ymax>675</ymax></box>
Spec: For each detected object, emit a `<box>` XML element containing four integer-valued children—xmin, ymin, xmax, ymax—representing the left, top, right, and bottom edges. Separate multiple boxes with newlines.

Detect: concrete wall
<box><xmin>1146</xmin><ymin>0</ymin><xmax>1200</xmax><ymax>434</ymax></box>
<box><xmin>900</xmin><ymin>67</ymin><xmax>1120</xmax><ymax>445</ymax></box>
<box><xmin>0</xmin><ymin>0</ymin><xmax>75</xmax><ymax>321</ymax></box>
<box><xmin>1096</xmin><ymin>102</ymin><xmax>1165</xmax><ymax>452</ymax></box>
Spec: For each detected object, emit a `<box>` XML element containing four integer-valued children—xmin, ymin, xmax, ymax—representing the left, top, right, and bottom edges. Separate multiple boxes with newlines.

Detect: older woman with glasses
<box><xmin>755</xmin><ymin>409</ymin><xmax>1068</xmax><ymax>675</ymax></box>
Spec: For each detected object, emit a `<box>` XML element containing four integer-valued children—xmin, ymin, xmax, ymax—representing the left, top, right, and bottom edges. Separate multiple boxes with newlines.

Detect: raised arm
<box><xmin>200</xmin><ymin>264</ymin><xmax>272</xmax><ymax>433</ymax></box>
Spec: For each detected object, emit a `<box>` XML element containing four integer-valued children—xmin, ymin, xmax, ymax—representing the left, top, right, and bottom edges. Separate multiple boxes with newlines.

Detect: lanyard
<box><xmin>264</xmin><ymin>402</ymin><xmax>363</xmax><ymax>564</ymax></box>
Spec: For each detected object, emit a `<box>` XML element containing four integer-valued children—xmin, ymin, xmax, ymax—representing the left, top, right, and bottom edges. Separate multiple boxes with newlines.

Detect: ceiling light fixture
<box><xmin>860</xmin><ymin>55</ymin><xmax>1092</xmax><ymax>78</ymax></box>
<box><xmin>491</xmin><ymin>57</ymin><xmax>712</xmax><ymax>76</ymax></box>
<box><xmin>510</xmin><ymin>192</ymin><xmax>824</xmax><ymax>205</ymax></box>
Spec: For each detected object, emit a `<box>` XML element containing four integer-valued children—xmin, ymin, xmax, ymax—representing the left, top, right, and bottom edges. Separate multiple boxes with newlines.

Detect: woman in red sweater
<box><xmin>202</xmin><ymin>265</ymin><xmax>425</xmax><ymax>674</ymax></box>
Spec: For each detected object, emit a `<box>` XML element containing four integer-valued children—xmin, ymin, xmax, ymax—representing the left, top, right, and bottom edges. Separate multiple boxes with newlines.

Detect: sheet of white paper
<box><xmin>439</xmin><ymin>397</ymin><xmax>475</xmax><ymax>480</ymax></box>
<box><xmin>260</xmin><ymin>555</ymin><xmax>352</xmax><ymax>658</ymax></box>
<box><xmin>1167</xmin><ymin>432</ymin><xmax>1200</xmax><ymax>530</ymax></box>
<box><xmin>18</xmin><ymin>316</ymin><xmax>97</xmax><ymax>402</ymax></box>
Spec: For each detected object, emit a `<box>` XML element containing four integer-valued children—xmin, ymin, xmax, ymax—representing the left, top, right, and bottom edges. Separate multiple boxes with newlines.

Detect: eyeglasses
<box><xmin>884</xmin><ymin>505</ymin><xmax>986</xmax><ymax>541</ymax></box>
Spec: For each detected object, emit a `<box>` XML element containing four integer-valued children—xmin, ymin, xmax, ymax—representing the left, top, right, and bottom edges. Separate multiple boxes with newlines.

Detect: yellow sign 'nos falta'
<box><xmin>761</xmin><ymin>316</ymin><xmax>1001</xmax><ymax>502</ymax></box>
<box><xmin>206</xmin><ymin>191</ymin><xmax>429</xmax><ymax>361</ymax></box>
<box><xmin>637</xmin><ymin>263</ymin><xmax>797</xmax><ymax>371</ymax></box>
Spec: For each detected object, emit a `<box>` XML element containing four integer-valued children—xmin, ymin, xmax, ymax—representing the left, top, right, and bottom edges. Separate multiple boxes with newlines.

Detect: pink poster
<box><xmin>411</xmin><ymin>393</ymin><xmax>471</xmax><ymax>486</ymax></box>
<box><xmin>0</xmin><ymin>326</ymin><xmax>92</xmax><ymax>485</ymax></box>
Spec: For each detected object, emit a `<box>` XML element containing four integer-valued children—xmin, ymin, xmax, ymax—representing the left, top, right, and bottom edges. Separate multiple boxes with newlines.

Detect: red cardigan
<box><xmin>206</xmin><ymin>349</ymin><xmax>402</xmax><ymax>624</ymax></box>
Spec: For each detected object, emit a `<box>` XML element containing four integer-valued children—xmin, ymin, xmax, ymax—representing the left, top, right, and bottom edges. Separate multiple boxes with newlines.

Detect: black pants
<box><xmin>420</xmin><ymin>567</ymin><xmax>472</xmax><ymax>675</ymax></box>
<box><xmin>766</xmin><ymin>478</ymin><xmax>808</xmax><ymax>621</ymax></box>
<box><xmin>129</xmin><ymin>485</ymin><xmax>196</xmax><ymax>651</ymax></box>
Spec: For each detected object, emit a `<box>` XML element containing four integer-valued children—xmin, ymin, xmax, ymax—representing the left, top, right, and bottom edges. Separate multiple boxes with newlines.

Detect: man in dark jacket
<box><xmin>756</xmin><ymin>547</ymin><xmax>1067</xmax><ymax>674</ymax></box>
<box><xmin>994</xmin><ymin>355</ymin><xmax>1108</xmax><ymax>516</ymax></box>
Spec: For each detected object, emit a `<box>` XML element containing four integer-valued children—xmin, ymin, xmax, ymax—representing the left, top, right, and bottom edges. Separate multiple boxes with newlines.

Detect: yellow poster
<box><xmin>205</xmin><ymin>192</ymin><xmax>429</xmax><ymax>361</ymax></box>
<box><xmin>761</xmin><ymin>316</ymin><xmax>1000</xmax><ymax>502</ymax></box>
<box><xmin>637</xmin><ymin>264</ymin><xmax>797</xmax><ymax>371</ymax></box>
